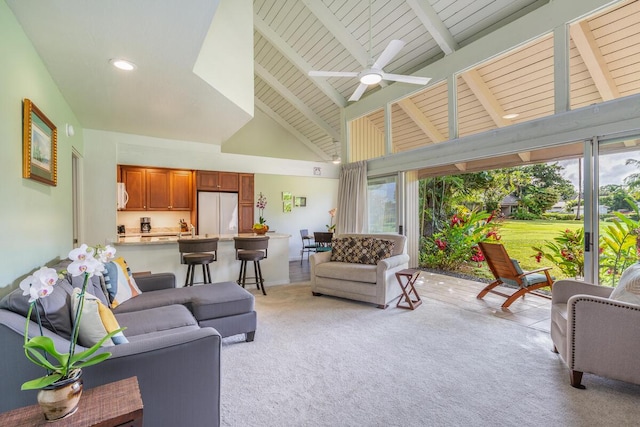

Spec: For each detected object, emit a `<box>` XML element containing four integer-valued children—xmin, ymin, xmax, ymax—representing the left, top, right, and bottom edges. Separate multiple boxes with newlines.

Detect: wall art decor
<box><xmin>282</xmin><ymin>191</ymin><xmax>292</xmax><ymax>201</ymax></box>
<box><xmin>283</xmin><ymin>200</ymin><xmax>292</xmax><ymax>212</ymax></box>
<box><xmin>23</xmin><ymin>99</ymin><xmax>57</xmax><ymax>186</ymax></box>
<box><xmin>294</xmin><ymin>196</ymin><xmax>307</xmax><ymax>207</ymax></box>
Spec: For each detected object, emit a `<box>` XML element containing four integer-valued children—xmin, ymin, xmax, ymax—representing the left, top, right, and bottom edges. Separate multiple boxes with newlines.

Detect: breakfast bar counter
<box><xmin>113</xmin><ymin>233</ymin><xmax>290</xmax><ymax>287</ymax></box>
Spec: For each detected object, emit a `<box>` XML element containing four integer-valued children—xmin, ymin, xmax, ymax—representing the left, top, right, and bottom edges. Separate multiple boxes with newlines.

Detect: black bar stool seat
<box><xmin>178</xmin><ymin>238</ymin><xmax>219</xmax><ymax>287</ymax></box>
<box><xmin>234</xmin><ymin>236</ymin><xmax>269</xmax><ymax>295</ymax></box>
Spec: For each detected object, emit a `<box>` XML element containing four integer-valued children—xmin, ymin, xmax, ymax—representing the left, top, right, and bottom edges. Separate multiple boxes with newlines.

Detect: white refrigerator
<box><xmin>197</xmin><ymin>192</ymin><xmax>239</xmax><ymax>235</ymax></box>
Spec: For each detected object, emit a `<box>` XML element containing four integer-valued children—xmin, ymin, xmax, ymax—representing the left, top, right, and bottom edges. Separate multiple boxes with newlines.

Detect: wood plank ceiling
<box><xmin>340</xmin><ymin>0</ymin><xmax>640</xmax><ymax>177</ymax></box>
<box><xmin>253</xmin><ymin>0</ymin><xmax>552</xmax><ymax>160</ymax></box>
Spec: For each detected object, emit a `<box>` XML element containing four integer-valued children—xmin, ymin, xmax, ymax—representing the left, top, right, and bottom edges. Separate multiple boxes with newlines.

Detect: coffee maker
<box><xmin>140</xmin><ymin>217</ymin><xmax>152</xmax><ymax>233</ymax></box>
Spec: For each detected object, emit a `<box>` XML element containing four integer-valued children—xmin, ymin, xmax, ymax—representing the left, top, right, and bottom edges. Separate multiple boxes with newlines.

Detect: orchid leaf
<box><xmin>73</xmin><ymin>352</ymin><xmax>112</xmax><ymax>369</ymax></box>
<box><xmin>69</xmin><ymin>328</ymin><xmax>124</xmax><ymax>365</ymax></box>
<box><xmin>21</xmin><ymin>373</ymin><xmax>64</xmax><ymax>391</ymax></box>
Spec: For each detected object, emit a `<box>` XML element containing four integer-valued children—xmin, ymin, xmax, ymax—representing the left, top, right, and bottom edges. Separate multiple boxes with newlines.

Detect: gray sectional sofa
<box><xmin>310</xmin><ymin>233</ymin><xmax>409</xmax><ymax>308</ymax></box>
<box><xmin>0</xmin><ymin>262</ymin><xmax>256</xmax><ymax>426</ymax></box>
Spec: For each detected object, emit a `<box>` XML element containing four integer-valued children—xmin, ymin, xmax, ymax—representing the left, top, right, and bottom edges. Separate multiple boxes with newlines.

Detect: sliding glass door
<box><xmin>583</xmin><ymin>134</ymin><xmax>640</xmax><ymax>285</ymax></box>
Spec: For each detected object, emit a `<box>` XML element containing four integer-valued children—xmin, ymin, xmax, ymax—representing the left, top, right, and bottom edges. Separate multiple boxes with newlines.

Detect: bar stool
<box><xmin>234</xmin><ymin>236</ymin><xmax>269</xmax><ymax>295</ymax></box>
<box><xmin>178</xmin><ymin>238</ymin><xmax>219</xmax><ymax>287</ymax></box>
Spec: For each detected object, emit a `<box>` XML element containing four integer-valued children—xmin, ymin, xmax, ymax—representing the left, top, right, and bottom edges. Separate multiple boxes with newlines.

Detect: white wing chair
<box><xmin>550</xmin><ymin>279</ymin><xmax>640</xmax><ymax>388</ymax></box>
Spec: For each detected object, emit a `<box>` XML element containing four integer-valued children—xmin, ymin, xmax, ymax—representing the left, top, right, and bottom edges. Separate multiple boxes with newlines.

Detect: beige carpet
<box><xmin>220</xmin><ymin>283</ymin><xmax>640</xmax><ymax>426</ymax></box>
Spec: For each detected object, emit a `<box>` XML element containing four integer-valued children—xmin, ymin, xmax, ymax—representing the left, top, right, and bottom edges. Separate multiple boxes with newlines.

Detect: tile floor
<box><xmin>290</xmin><ymin>261</ymin><xmax>551</xmax><ymax>333</ymax></box>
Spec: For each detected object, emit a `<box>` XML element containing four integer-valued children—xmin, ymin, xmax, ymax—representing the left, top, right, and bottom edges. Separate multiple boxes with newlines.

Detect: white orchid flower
<box><xmin>68</xmin><ymin>244</ymin><xmax>91</xmax><ymax>262</ymax></box>
<box><xmin>19</xmin><ymin>266</ymin><xmax>58</xmax><ymax>303</ymax></box>
<box><xmin>97</xmin><ymin>245</ymin><xmax>116</xmax><ymax>263</ymax></box>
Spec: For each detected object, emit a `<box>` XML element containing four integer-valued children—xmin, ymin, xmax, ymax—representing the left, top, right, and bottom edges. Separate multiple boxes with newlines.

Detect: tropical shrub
<box><xmin>420</xmin><ymin>209</ymin><xmax>500</xmax><ymax>270</ymax></box>
<box><xmin>532</xmin><ymin>198</ymin><xmax>640</xmax><ymax>286</ymax></box>
<box><xmin>532</xmin><ymin>228</ymin><xmax>584</xmax><ymax>279</ymax></box>
<box><xmin>598</xmin><ymin>199</ymin><xmax>639</xmax><ymax>286</ymax></box>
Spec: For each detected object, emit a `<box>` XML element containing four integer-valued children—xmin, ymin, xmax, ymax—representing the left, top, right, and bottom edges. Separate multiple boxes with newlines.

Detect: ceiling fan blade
<box><xmin>308</xmin><ymin>71</ymin><xmax>359</xmax><ymax>78</ymax></box>
<box><xmin>382</xmin><ymin>73</ymin><xmax>431</xmax><ymax>85</ymax></box>
<box><xmin>348</xmin><ymin>83</ymin><xmax>369</xmax><ymax>102</ymax></box>
<box><xmin>372</xmin><ymin>39</ymin><xmax>405</xmax><ymax>70</ymax></box>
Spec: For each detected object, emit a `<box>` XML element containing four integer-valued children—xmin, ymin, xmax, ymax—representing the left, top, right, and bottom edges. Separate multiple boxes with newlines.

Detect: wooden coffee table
<box><xmin>395</xmin><ymin>268</ymin><xmax>423</xmax><ymax>310</ymax></box>
<box><xmin>0</xmin><ymin>376</ymin><xmax>143</xmax><ymax>427</ymax></box>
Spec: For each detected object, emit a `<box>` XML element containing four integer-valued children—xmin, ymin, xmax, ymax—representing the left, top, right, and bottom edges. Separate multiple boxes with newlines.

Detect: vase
<box><xmin>253</xmin><ymin>225</ymin><xmax>269</xmax><ymax>235</ymax></box>
<box><xmin>37</xmin><ymin>369</ymin><xmax>83</xmax><ymax>421</ymax></box>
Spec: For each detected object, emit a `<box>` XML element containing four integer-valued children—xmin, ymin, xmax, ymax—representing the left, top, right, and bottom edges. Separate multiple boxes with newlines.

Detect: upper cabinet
<box><xmin>120</xmin><ymin>167</ymin><xmax>146</xmax><ymax>210</ymax></box>
<box><xmin>196</xmin><ymin>171</ymin><xmax>239</xmax><ymax>192</ymax></box>
<box><xmin>119</xmin><ymin>166</ymin><xmax>192</xmax><ymax>211</ymax></box>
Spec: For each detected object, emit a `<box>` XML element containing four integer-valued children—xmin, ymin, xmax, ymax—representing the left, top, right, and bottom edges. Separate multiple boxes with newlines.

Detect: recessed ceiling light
<box><xmin>503</xmin><ymin>113</ymin><xmax>519</xmax><ymax>119</ymax></box>
<box><xmin>110</xmin><ymin>59</ymin><xmax>136</xmax><ymax>71</ymax></box>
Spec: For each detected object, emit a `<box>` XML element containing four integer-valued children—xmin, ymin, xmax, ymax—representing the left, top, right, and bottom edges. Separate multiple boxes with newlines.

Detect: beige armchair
<box><xmin>550</xmin><ymin>279</ymin><xmax>640</xmax><ymax>388</ymax></box>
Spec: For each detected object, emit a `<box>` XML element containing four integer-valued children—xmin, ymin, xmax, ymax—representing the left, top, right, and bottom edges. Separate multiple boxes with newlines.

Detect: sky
<box><xmin>557</xmin><ymin>151</ymin><xmax>639</xmax><ymax>191</ymax></box>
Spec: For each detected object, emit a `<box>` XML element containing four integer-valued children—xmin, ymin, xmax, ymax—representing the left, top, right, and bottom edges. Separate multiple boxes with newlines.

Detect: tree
<box><xmin>599</xmin><ymin>185</ymin><xmax>633</xmax><ymax>212</ymax></box>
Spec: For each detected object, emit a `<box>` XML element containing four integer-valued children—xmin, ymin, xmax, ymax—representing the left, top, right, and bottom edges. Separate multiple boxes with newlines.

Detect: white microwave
<box><xmin>117</xmin><ymin>182</ymin><xmax>129</xmax><ymax>210</ymax></box>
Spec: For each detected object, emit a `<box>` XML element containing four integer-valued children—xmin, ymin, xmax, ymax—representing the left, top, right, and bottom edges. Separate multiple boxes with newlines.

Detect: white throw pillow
<box><xmin>610</xmin><ymin>263</ymin><xmax>640</xmax><ymax>305</ymax></box>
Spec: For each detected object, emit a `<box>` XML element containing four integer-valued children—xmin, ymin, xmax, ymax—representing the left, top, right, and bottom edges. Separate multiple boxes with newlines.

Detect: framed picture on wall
<box><xmin>283</xmin><ymin>200</ymin><xmax>293</xmax><ymax>212</ymax></box>
<box><xmin>294</xmin><ymin>196</ymin><xmax>306</xmax><ymax>207</ymax></box>
<box><xmin>22</xmin><ymin>99</ymin><xmax>57</xmax><ymax>186</ymax></box>
<box><xmin>282</xmin><ymin>191</ymin><xmax>292</xmax><ymax>201</ymax></box>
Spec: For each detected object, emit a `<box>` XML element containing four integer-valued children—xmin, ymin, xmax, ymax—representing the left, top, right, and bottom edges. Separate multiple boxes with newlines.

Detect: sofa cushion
<box><xmin>113</xmin><ymin>282</ymin><xmax>254</xmax><ymax>321</ymax></box>
<box><xmin>0</xmin><ymin>278</ymin><xmax>74</xmax><ymax>338</ymax></box>
<box><xmin>330</xmin><ymin>237</ymin><xmax>395</xmax><ymax>265</ymax></box>
<box><xmin>115</xmin><ymin>304</ymin><xmax>198</xmax><ymax>337</ymax></box>
<box><xmin>315</xmin><ymin>262</ymin><xmax>377</xmax><ymax>284</ymax></box>
<box><xmin>610</xmin><ymin>263</ymin><xmax>640</xmax><ymax>305</ymax></box>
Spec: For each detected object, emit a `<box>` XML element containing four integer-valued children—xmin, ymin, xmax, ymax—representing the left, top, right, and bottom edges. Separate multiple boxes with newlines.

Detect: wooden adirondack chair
<box><xmin>477</xmin><ymin>242</ymin><xmax>554</xmax><ymax>308</ymax></box>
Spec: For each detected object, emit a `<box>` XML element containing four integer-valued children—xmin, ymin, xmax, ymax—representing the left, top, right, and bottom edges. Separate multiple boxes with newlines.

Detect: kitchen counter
<box><xmin>115</xmin><ymin>233</ymin><xmax>288</xmax><ymax>245</ymax></box>
<box><xmin>113</xmin><ymin>233</ymin><xmax>291</xmax><ymax>287</ymax></box>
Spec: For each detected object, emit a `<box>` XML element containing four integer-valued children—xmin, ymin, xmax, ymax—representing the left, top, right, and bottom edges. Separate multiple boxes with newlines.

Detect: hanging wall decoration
<box><xmin>23</xmin><ymin>99</ymin><xmax>57</xmax><ymax>186</ymax></box>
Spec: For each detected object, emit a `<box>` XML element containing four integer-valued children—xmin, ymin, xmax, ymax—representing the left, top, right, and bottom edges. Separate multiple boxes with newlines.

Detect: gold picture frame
<box><xmin>23</xmin><ymin>99</ymin><xmax>57</xmax><ymax>186</ymax></box>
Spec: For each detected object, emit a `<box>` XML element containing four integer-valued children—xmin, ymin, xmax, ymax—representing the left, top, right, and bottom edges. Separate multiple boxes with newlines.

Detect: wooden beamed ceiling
<box><xmin>378</xmin><ymin>0</ymin><xmax>640</xmax><ymax>177</ymax></box>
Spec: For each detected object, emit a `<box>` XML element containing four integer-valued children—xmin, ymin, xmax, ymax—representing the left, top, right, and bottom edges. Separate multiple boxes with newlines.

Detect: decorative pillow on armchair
<box><xmin>610</xmin><ymin>263</ymin><xmax>640</xmax><ymax>305</ymax></box>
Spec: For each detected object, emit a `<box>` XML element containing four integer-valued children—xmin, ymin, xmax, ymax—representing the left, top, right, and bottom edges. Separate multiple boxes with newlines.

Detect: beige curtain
<box><xmin>336</xmin><ymin>161</ymin><xmax>368</xmax><ymax>234</ymax></box>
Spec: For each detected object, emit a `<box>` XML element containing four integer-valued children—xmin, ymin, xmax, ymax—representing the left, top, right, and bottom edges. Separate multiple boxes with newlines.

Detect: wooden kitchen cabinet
<box><xmin>146</xmin><ymin>169</ymin><xmax>170</xmax><ymax>210</ymax></box>
<box><xmin>196</xmin><ymin>171</ymin><xmax>238</xmax><ymax>191</ymax></box>
<box><xmin>120</xmin><ymin>166</ymin><xmax>146</xmax><ymax>210</ymax></box>
<box><xmin>238</xmin><ymin>173</ymin><xmax>255</xmax><ymax>233</ymax></box>
<box><xmin>119</xmin><ymin>166</ymin><xmax>192</xmax><ymax>211</ymax></box>
<box><xmin>239</xmin><ymin>203</ymin><xmax>255</xmax><ymax>234</ymax></box>
<box><xmin>169</xmin><ymin>170</ymin><xmax>193</xmax><ymax>210</ymax></box>
<box><xmin>239</xmin><ymin>173</ymin><xmax>254</xmax><ymax>203</ymax></box>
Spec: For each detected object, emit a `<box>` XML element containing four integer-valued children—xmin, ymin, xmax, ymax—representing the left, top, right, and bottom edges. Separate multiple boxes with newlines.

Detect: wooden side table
<box><xmin>0</xmin><ymin>376</ymin><xmax>143</xmax><ymax>427</ymax></box>
<box><xmin>395</xmin><ymin>268</ymin><xmax>423</xmax><ymax>310</ymax></box>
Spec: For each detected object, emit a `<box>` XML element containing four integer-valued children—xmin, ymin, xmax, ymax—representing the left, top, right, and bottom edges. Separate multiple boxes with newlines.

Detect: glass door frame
<box><xmin>583</xmin><ymin>131</ymin><xmax>640</xmax><ymax>283</ymax></box>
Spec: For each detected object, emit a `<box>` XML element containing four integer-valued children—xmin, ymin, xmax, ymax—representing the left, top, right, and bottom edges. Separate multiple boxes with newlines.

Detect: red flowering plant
<box><xmin>421</xmin><ymin>209</ymin><xmax>500</xmax><ymax>270</ymax></box>
<box><xmin>532</xmin><ymin>228</ymin><xmax>584</xmax><ymax>279</ymax></box>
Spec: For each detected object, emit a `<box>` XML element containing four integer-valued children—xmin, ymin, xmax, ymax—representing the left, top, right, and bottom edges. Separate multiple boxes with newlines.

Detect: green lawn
<box><xmin>468</xmin><ymin>219</ymin><xmax>583</xmax><ymax>280</ymax></box>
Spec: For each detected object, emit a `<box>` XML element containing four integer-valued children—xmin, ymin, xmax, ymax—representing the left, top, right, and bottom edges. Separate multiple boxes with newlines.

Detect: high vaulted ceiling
<box><xmin>12</xmin><ymin>0</ymin><xmax>635</xmax><ymax>164</ymax></box>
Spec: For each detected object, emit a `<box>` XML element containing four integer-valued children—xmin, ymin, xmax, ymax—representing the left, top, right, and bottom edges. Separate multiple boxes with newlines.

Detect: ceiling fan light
<box><xmin>360</xmin><ymin>72</ymin><xmax>382</xmax><ymax>85</ymax></box>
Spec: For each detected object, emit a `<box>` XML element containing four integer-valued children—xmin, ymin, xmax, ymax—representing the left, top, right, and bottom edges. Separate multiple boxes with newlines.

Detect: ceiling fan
<box><xmin>307</xmin><ymin>1</ymin><xmax>431</xmax><ymax>102</ymax></box>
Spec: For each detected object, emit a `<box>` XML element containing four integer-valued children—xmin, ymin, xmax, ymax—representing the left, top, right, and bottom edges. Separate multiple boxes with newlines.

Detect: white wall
<box><xmin>223</xmin><ymin>109</ymin><xmax>325</xmax><ymax>161</ymax></box>
<box><xmin>0</xmin><ymin>1</ymin><xmax>83</xmax><ymax>289</ymax></box>
<box><xmin>194</xmin><ymin>0</ymin><xmax>254</xmax><ymax>118</ymax></box>
<box><xmin>254</xmin><ymin>174</ymin><xmax>339</xmax><ymax>260</ymax></box>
